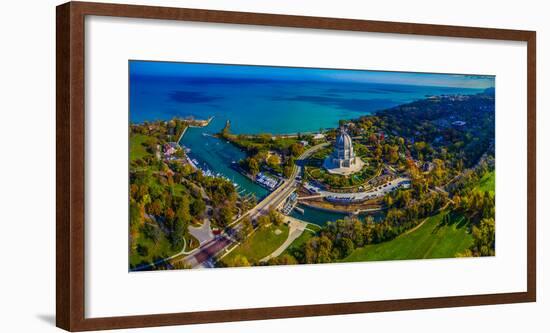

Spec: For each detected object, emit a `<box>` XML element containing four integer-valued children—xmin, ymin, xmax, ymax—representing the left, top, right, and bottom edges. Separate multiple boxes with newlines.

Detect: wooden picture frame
<box><xmin>56</xmin><ymin>1</ymin><xmax>536</xmax><ymax>331</ymax></box>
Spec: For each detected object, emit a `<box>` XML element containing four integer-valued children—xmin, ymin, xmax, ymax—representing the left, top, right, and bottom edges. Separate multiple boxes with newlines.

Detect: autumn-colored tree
<box><xmin>472</xmin><ymin>217</ymin><xmax>495</xmax><ymax>256</ymax></box>
<box><xmin>149</xmin><ymin>199</ymin><xmax>163</xmax><ymax>216</ymax></box>
<box><xmin>268</xmin><ymin>209</ymin><xmax>284</xmax><ymax>226</ymax></box>
<box><xmin>236</xmin><ymin>217</ymin><xmax>253</xmax><ymax>241</ymax></box>
<box><xmin>190</xmin><ymin>198</ymin><xmax>206</xmax><ymax>217</ymax></box>
<box><xmin>266</xmin><ymin>154</ymin><xmax>281</xmax><ymax>168</ymax></box>
<box><xmin>165</xmin><ymin>207</ymin><xmax>175</xmax><ymax>223</ymax></box>
<box><xmin>246</xmin><ymin>157</ymin><xmax>260</xmax><ymax>176</ymax></box>
<box><xmin>289</xmin><ymin>143</ymin><xmax>304</xmax><ymax>157</ymax></box>
<box><xmin>268</xmin><ymin>254</ymin><xmax>298</xmax><ymax>266</ymax></box>
<box><xmin>217</xmin><ymin>206</ymin><xmax>234</xmax><ymax>227</ymax></box>
<box><xmin>257</xmin><ymin>215</ymin><xmax>271</xmax><ymax>228</ymax></box>
<box><xmin>227</xmin><ymin>255</ymin><xmax>251</xmax><ymax>267</ymax></box>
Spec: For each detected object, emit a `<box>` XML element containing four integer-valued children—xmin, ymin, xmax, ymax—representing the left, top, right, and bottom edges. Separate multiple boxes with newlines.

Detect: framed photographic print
<box><xmin>56</xmin><ymin>1</ymin><xmax>536</xmax><ymax>331</ymax></box>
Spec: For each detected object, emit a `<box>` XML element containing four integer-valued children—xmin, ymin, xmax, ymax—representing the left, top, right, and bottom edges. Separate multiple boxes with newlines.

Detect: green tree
<box><xmin>142</xmin><ymin>223</ymin><xmax>161</xmax><ymax>243</ymax></box>
<box><xmin>237</xmin><ymin>217</ymin><xmax>253</xmax><ymax>241</ymax></box>
<box><xmin>385</xmin><ymin>144</ymin><xmax>399</xmax><ymax>164</ymax></box>
<box><xmin>136</xmin><ymin>244</ymin><xmax>149</xmax><ymax>257</ymax></box>
<box><xmin>258</xmin><ymin>133</ymin><xmax>272</xmax><ymax>143</ymax></box>
<box><xmin>170</xmin><ymin>197</ymin><xmax>190</xmax><ymax>251</ymax></box>
<box><xmin>190</xmin><ymin>198</ymin><xmax>206</xmax><ymax>217</ymax></box>
<box><xmin>268</xmin><ymin>209</ymin><xmax>284</xmax><ymax>226</ymax></box>
<box><xmin>129</xmin><ymin>200</ymin><xmax>143</xmax><ymax>227</ymax></box>
<box><xmin>266</xmin><ymin>154</ymin><xmax>281</xmax><ymax>168</ymax></box>
<box><xmin>374</xmin><ymin>145</ymin><xmax>382</xmax><ymax>161</ymax></box>
<box><xmin>268</xmin><ymin>254</ymin><xmax>298</xmax><ymax>266</ymax></box>
<box><xmin>384</xmin><ymin>195</ymin><xmax>394</xmax><ymax>207</ymax></box>
<box><xmin>290</xmin><ymin>143</ymin><xmax>304</xmax><ymax>157</ymax></box>
<box><xmin>472</xmin><ymin>217</ymin><xmax>495</xmax><ymax>256</ymax></box>
<box><xmin>218</xmin><ymin>206</ymin><xmax>234</xmax><ymax>227</ymax></box>
<box><xmin>336</xmin><ymin>237</ymin><xmax>355</xmax><ymax>258</ymax></box>
<box><xmin>227</xmin><ymin>255</ymin><xmax>251</xmax><ymax>267</ymax></box>
<box><xmin>246</xmin><ymin>157</ymin><xmax>260</xmax><ymax>176</ymax></box>
<box><xmin>305</xmin><ymin>236</ymin><xmax>333</xmax><ymax>264</ymax></box>
<box><xmin>257</xmin><ymin>215</ymin><xmax>271</xmax><ymax>228</ymax></box>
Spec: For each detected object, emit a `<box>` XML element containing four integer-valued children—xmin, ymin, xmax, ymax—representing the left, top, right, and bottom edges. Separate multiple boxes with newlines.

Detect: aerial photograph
<box><xmin>128</xmin><ymin>61</ymin><xmax>495</xmax><ymax>271</ymax></box>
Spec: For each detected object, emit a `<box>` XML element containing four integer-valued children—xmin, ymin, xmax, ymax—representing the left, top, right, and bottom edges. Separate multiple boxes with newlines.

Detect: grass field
<box><xmin>130</xmin><ymin>133</ymin><xmax>155</xmax><ymax>162</ymax></box>
<box><xmin>341</xmin><ymin>210</ymin><xmax>474</xmax><ymax>262</ymax></box>
<box><xmin>282</xmin><ymin>228</ymin><xmax>316</xmax><ymax>257</ymax></box>
<box><xmin>223</xmin><ymin>224</ymin><xmax>289</xmax><ymax>264</ymax></box>
<box><xmin>476</xmin><ymin>170</ymin><xmax>495</xmax><ymax>194</ymax></box>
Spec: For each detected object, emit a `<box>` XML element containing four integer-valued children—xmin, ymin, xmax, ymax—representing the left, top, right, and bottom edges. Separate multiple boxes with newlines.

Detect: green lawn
<box><xmin>306</xmin><ymin>223</ymin><xmax>321</xmax><ymax>232</ymax></box>
<box><xmin>341</xmin><ymin>211</ymin><xmax>474</xmax><ymax>262</ymax></box>
<box><xmin>476</xmin><ymin>170</ymin><xmax>495</xmax><ymax>194</ymax></box>
<box><xmin>282</xmin><ymin>228</ymin><xmax>315</xmax><ymax>257</ymax></box>
<box><xmin>223</xmin><ymin>224</ymin><xmax>289</xmax><ymax>263</ymax></box>
<box><xmin>130</xmin><ymin>133</ymin><xmax>155</xmax><ymax>162</ymax></box>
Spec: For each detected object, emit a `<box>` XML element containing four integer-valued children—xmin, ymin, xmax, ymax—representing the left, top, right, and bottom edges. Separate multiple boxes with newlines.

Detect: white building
<box><xmin>323</xmin><ymin>127</ymin><xmax>365</xmax><ymax>175</ymax></box>
<box><xmin>313</xmin><ymin>133</ymin><xmax>325</xmax><ymax>140</ymax></box>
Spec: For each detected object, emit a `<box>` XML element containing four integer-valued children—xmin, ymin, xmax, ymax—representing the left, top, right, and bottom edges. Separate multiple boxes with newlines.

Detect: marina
<box><xmin>179</xmin><ymin>119</ymin><xmax>269</xmax><ymax>200</ymax></box>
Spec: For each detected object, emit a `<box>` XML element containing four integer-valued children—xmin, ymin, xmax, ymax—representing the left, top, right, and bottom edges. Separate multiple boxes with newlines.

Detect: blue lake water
<box><xmin>130</xmin><ymin>71</ymin><xmax>485</xmax><ymax>224</ymax></box>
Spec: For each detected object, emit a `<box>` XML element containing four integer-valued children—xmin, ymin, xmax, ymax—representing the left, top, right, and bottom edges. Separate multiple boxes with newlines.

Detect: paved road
<box><xmin>191</xmin><ymin>236</ymin><xmax>232</xmax><ymax>265</ymax></box>
<box><xmin>174</xmin><ymin>236</ymin><xmax>232</xmax><ymax>268</ymax></box>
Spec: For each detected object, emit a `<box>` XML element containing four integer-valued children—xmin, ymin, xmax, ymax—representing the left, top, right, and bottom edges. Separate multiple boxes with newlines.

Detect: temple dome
<box><xmin>334</xmin><ymin>129</ymin><xmax>354</xmax><ymax>160</ymax></box>
<box><xmin>323</xmin><ymin>127</ymin><xmax>365</xmax><ymax>176</ymax></box>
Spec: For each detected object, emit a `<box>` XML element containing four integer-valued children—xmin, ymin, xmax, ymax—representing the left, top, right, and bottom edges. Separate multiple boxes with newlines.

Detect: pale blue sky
<box><xmin>130</xmin><ymin>60</ymin><xmax>495</xmax><ymax>89</ymax></box>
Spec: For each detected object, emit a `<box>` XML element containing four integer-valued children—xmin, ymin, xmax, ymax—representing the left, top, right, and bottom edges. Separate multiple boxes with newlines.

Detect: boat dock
<box><xmin>281</xmin><ymin>191</ymin><xmax>298</xmax><ymax>215</ymax></box>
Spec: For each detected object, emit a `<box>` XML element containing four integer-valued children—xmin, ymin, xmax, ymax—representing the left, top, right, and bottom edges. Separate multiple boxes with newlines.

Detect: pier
<box><xmin>177</xmin><ymin>116</ymin><xmax>214</xmax><ymax>143</ymax></box>
<box><xmin>188</xmin><ymin>116</ymin><xmax>214</xmax><ymax>128</ymax></box>
<box><xmin>281</xmin><ymin>191</ymin><xmax>298</xmax><ymax>215</ymax></box>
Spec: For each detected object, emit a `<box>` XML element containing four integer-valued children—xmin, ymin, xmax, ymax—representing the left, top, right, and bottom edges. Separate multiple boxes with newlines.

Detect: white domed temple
<box><xmin>323</xmin><ymin>127</ymin><xmax>365</xmax><ymax>176</ymax></box>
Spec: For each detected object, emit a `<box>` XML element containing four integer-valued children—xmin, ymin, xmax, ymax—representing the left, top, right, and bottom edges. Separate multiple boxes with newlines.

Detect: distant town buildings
<box><xmin>163</xmin><ymin>143</ymin><xmax>178</xmax><ymax>157</ymax></box>
<box><xmin>313</xmin><ymin>133</ymin><xmax>326</xmax><ymax>140</ymax></box>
